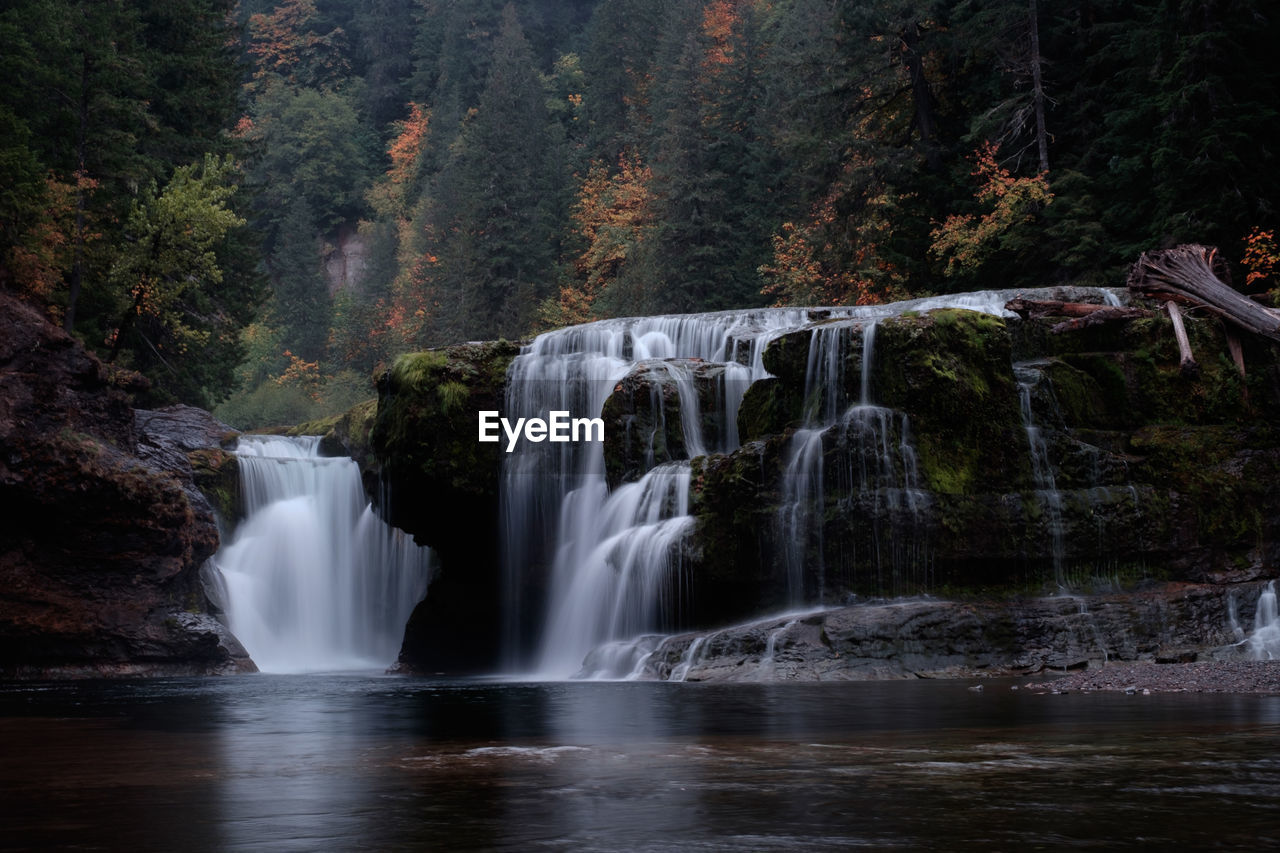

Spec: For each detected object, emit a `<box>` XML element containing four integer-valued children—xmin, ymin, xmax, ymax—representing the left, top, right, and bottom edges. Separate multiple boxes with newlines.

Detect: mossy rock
<box><xmin>737</xmin><ymin>377</ymin><xmax>801</xmax><ymax>442</ymax></box>
<box><xmin>370</xmin><ymin>340</ymin><xmax>519</xmax><ymax>548</ymax></box>
<box><xmin>188</xmin><ymin>447</ymin><xmax>240</xmax><ymax>529</ymax></box>
<box><xmin>874</xmin><ymin>309</ymin><xmax>1026</xmax><ymax>494</ymax></box>
<box><xmin>759</xmin><ymin>320</ymin><xmax>867</xmax><ymax>421</ymax></box>
<box><xmin>687</xmin><ymin>439</ymin><xmax>789</xmax><ymax>619</ymax></box>
<box><xmin>1128</xmin><ymin>424</ymin><xmax>1280</xmax><ymax>570</ymax></box>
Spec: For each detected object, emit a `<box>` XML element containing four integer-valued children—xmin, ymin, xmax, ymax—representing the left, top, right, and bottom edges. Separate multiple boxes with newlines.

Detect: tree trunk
<box><xmin>1127</xmin><ymin>244</ymin><xmax>1280</xmax><ymax>342</ymax></box>
<box><xmin>1028</xmin><ymin>0</ymin><xmax>1049</xmax><ymax>173</ymax></box>
<box><xmin>900</xmin><ymin>20</ymin><xmax>940</xmax><ymax>172</ymax></box>
<box><xmin>1005</xmin><ymin>297</ymin><xmax>1148</xmax><ymax>319</ymax></box>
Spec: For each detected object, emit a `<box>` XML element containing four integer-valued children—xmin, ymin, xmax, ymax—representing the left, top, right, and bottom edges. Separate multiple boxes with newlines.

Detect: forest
<box><xmin>2</xmin><ymin>0</ymin><xmax>1278</xmax><ymax>427</ymax></box>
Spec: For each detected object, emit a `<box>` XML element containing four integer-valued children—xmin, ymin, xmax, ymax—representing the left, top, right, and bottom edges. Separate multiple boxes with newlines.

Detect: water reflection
<box><xmin>2</xmin><ymin>676</ymin><xmax>1280</xmax><ymax>849</ymax></box>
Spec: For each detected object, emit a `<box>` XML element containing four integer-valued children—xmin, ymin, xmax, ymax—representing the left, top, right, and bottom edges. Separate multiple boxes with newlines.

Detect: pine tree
<box><xmin>428</xmin><ymin>4</ymin><xmax>565</xmax><ymax>340</ymax></box>
<box><xmin>268</xmin><ymin>196</ymin><xmax>332</xmax><ymax>364</ymax></box>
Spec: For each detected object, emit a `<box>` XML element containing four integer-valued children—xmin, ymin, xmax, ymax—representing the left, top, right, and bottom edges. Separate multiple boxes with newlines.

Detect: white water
<box><xmin>1245</xmin><ymin>581</ymin><xmax>1280</xmax><ymax>659</ymax></box>
<box><xmin>504</xmin><ymin>288</ymin><xmax>1121</xmax><ymax>677</ymax></box>
<box><xmin>1015</xmin><ymin>364</ymin><xmax>1066</xmax><ymax>585</ymax></box>
<box><xmin>215</xmin><ymin>436</ymin><xmax>431</xmax><ymax>673</ymax></box>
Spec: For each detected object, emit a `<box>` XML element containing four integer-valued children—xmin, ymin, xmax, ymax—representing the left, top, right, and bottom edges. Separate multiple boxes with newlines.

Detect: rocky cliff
<box><xmin>0</xmin><ymin>292</ymin><xmax>253</xmax><ymax>678</ymax></box>
<box><xmin>372</xmin><ymin>291</ymin><xmax>1280</xmax><ymax>676</ymax></box>
<box><xmin>370</xmin><ymin>341</ymin><xmax>520</xmax><ymax>672</ymax></box>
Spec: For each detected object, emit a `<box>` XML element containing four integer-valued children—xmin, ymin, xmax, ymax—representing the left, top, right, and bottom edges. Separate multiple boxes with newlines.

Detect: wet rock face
<box><xmin>639</xmin><ymin>581</ymin><xmax>1255</xmax><ymax>682</ymax></box>
<box><xmin>601</xmin><ymin>359</ymin><xmax>737</xmax><ymax>489</ymax></box>
<box><xmin>371</xmin><ymin>341</ymin><xmax>520</xmax><ymax>674</ymax></box>
<box><xmin>692</xmin><ymin>304</ymin><xmax>1280</xmax><ymax>623</ymax></box>
<box><xmin>377</xmin><ymin>297</ymin><xmax>1280</xmax><ymax>675</ymax></box>
<box><xmin>0</xmin><ymin>292</ymin><xmax>252</xmax><ymax>678</ymax></box>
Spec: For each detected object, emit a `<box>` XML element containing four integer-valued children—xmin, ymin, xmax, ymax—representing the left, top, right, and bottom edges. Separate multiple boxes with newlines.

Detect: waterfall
<box><xmin>504</xmin><ymin>309</ymin><xmax>819</xmax><ymax>675</ymax></box>
<box><xmin>1015</xmin><ymin>363</ymin><xmax>1066</xmax><ymax>586</ymax></box>
<box><xmin>1246</xmin><ymin>581</ymin><xmax>1280</xmax><ymax>659</ymax></box>
<box><xmin>215</xmin><ymin>436</ymin><xmax>431</xmax><ymax>673</ymax></box>
<box><xmin>504</xmin><ymin>289</ymin><xmax>1121</xmax><ymax>676</ymax></box>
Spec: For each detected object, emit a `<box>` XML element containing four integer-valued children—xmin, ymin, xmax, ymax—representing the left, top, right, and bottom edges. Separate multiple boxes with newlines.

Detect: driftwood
<box><xmin>1006</xmin><ymin>298</ymin><xmax>1125</xmax><ymax>319</ymax></box>
<box><xmin>1005</xmin><ymin>297</ymin><xmax>1150</xmax><ymax>334</ymax></box>
<box><xmin>1047</xmin><ymin>306</ymin><xmax>1149</xmax><ymax>334</ymax></box>
<box><xmin>1164</xmin><ymin>301</ymin><xmax>1198</xmax><ymax>375</ymax></box>
<box><xmin>1127</xmin><ymin>244</ymin><xmax>1280</xmax><ymax>343</ymax></box>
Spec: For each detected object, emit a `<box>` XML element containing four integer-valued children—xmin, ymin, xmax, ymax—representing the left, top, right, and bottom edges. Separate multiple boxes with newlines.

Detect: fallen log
<box><xmin>1047</xmin><ymin>306</ymin><xmax>1150</xmax><ymax>334</ymax></box>
<box><xmin>1005</xmin><ymin>297</ymin><xmax>1129</xmax><ymax>319</ymax></box>
<box><xmin>1127</xmin><ymin>244</ymin><xmax>1280</xmax><ymax>342</ymax></box>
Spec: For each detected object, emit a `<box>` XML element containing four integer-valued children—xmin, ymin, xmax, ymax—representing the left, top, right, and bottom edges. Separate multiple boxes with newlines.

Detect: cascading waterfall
<box><xmin>779</xmin><ymin>318</ymin><xmax>933</xmax><ymax>601</ymax></box>
<box><xmin>215</xmin><ymin>435</ymin><xmax>431</xmax><ymax>673</ymax></box>
<box><xmin>1015</xmin><ymin>363</ymin><xmax>1066</xmax><ymax>585</ymax></box>
<box><xmin>1245</xmin><ymin>581</ymin><xmax>1280</xmax><ymax>659</ymax></box>
<box><xmin>776</xmin><ymin>323</ymin><xmax>854</xmax><ymax>604</ymax></box>
<box><xmin>504</xmin><ymin>309</ymin><xmax>820</xmax><ymax>674</ymax></box>
<box><xmin>504</xmin><ymin>290</ymin><xmax>1122</xmax><ymax>677</ymax></box>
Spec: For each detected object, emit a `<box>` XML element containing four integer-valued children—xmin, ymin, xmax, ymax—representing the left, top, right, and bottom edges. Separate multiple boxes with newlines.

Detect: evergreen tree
<box><xmin>268</xmin><ymin>196</ymin><xmax>332</xmax><ymax>364</ymax></box>
<box><xmin>646</xmin><ymin>0</ymin><xmax>773</xmax><ymax>312</ymax></box>
<box><xmin>352</xmin><ymin>0</ymin><xmax>417</xmax><ymax>128</ymax></box>
<box><xmin>245</xmin><ymin>84</ymin><xmax>377</xmax><ymax>246</ymax></box>
<box><xmin>428</xmin><ymin>4</ymin><xmax>565</xmax><ymax>340</ymax></box>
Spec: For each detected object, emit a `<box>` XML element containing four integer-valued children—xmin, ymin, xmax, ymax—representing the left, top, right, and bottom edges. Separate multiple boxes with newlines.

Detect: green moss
<box><xmin>289</xmin><ymin>412</ymin><xmax>343</xmax><ymax>437</ymax></box>
<box><xmin>875</xmin><ymin>309</ymin><xmax>1024</xmax><ymax>494</ymax></box>
<box><xmin>737</xmin><ymin>377</ymin><xmax>801</xmax><ymax>442</ymax></box>
<box><xmin>437</xmin><ymin>381</ymin><xmax>469</xmax><ymax>414</ymax></box>
<box><xmin>391</xmin><ymin>350</ymin><xmax>449</xmax><ymax>387</ymax></box>
<box><xmin>372</xmin><ymin>340</ymin><xmax>519</xmax><ymax>516</ymax></box>
<box><xmin>188</xmin><ymin>447</ymin><xmax>241</xmax><ymax>525</ymax></box>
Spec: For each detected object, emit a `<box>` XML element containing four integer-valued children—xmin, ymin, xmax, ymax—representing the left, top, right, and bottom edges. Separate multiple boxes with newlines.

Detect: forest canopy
<box><xmin>2</xmin><ymin>0</ymin><xmax>1277</xmax><ymax>425</ymax></box>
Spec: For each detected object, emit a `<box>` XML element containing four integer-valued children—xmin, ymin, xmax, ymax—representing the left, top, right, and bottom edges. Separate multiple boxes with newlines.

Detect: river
<box><xmin>3</xmin><ymin>675</ymin><xmax>1279</xmax><ymax>849</ymax></box>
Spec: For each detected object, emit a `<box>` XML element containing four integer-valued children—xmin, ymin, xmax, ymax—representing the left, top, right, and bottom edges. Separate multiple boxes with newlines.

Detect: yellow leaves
<box><xmin>930</xmin><ymin>143</ymin><xmax>1052</xmax><ymax>277</ymax></box>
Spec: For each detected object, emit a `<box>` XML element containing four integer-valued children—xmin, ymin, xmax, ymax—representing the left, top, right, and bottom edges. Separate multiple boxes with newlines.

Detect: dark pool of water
<box><xmin>2</xmin><ymin>675</ymin><xmax>1279</xmax><ymax>850</ymax></box>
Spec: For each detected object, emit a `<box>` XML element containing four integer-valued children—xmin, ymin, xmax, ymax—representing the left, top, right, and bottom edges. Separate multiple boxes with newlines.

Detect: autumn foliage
<box><xmin>1242</xmin><ymin>227</ymin><xmax>1279</xmax><ymax>291</ymax></box>
<box><xmin>930</xmin><ymin>142</ymin><xmax>1052</xmax><ymax>277</ymax></box>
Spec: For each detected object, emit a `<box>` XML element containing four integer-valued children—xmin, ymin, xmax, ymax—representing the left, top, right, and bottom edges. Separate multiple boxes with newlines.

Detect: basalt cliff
<box><xmin>0</xmin><ymin>291</ymin><xmax>252</xmax><ymax>678</ymax></box>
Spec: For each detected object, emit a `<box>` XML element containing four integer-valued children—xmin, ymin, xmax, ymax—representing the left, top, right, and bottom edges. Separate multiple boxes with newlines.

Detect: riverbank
<box><xmin>1030</xmin><ymin>659</ymin><xmax>1280</xmax><ymax>694</ymax></box>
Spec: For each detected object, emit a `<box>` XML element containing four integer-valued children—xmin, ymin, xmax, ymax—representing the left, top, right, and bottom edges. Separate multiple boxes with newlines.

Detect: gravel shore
<box><xmin>1025</xmin><ymin>660</ymin><xmax>1280</xmax><ymax>694</ymax></box>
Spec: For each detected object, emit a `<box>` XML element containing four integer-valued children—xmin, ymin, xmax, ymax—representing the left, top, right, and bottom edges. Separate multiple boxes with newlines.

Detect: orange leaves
<box><xmin>368</xmin><ymin>102</ymin><xmax>431</xmax><ymax>218</ymax></box>
<box><xmin>8</xmin><ymin>172</ymin><xmax>99</xmax><ymax>306</ymax></box>
<box><xmin>759</xmin><ymin>214</ymin><xmax>890</xmax><ymax>308</ymax></box>
<box><xmin>571</xmin><ymin>153</ymin><xmax>655</xmax><ymax>299</ymax></box>
<box><xmin>247</xmin><ymin>0</ymin><xmax>349</xmax><ymax>89</ymax></box>
<box><xmin>930</xmin><ymin>142</ymin><xmax>1052</xmax><ymax>277</ymax></box>
<box><xmin>701</xmin><ymin>0</ymin><xmax>742</xmax><ymax>70</ymax></box>
<box><xmin>760</xmin><ymin>156</ymin><xmax>909</xmax><ymax>308</ymax></box>
<box><xmin>1242</xmin><ymin>227</ymin><xmax>1279</xmax><ymax>290</ymax></box>
<box><xmin>386</xmin><ymin>103</ymin><xmax>430</xmax><ymax>188</ymax></box>
<box><xmin>275</xmin><ymin>349</ymin><xmax>323</xmax><ymax>401</ymax></box>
